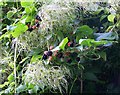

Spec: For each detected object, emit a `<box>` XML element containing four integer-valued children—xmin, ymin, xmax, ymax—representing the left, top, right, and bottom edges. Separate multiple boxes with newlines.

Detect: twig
<box><xmin>13</xmin><ymin>38</ymin><xmax>18</xmax><ymax>94</ymax></box>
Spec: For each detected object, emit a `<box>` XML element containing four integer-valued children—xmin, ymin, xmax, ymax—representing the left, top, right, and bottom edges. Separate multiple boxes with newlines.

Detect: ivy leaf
<box><xmin>107</xmin><ymin>14</ymin><xmax>115</xmax><ymax>23</ymax></box>
<box><xmin>12</xmin><ymin>23</ymin><xmax>28</xmax><ymax>37</ymax></box>
<box><xmin>59</xmin><ymin>37</ymin><xmax>68</xmax><ymax>50</ymax></box>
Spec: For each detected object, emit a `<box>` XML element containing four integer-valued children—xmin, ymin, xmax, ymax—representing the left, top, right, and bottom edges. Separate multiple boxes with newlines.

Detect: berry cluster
<box><xmin>42</xmin><ymin>45</ymin><xmax>81</xmax><ymax>64</ymax></box>
<box><xmin>27</xmin><ymin>15</ymin><xmax>42</xmax><ymax>32</ymax></box>
<box><xmin>67</xmin><ymin>40</ymin><xmax>77</xmax><ymax>47</ymax></box>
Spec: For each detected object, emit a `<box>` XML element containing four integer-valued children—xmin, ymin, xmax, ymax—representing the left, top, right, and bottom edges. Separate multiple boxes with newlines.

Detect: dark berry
<box><xmin>66</xmin><ymin>58</ymin><xmax>72</xmax><ymax>63</ymax></box>
<box><xmin>68</xmin><ymin>42</ymin><xmax>74</xmax><ymax>47</ymax></box>
<box><xmin>36</xmin><ymin>15</ymin><xmax>42</xmax><ymax>21</ymax></box>
<box><xmin>28</xmin><ymin>27</ymin><xmax>33</xmax><ymax>32</ymax></box>
<box><xmin>36</xmin><ymin>23</ymin><xmax>40</xmax><ymax>27</ymax></box>
<box><xmin>47</xmin><ymin>51</ymin><xmax>53</xmax><ymax>56</ymax></box>
<box><xmin>71</xmin><ymin>52</ymin><xmax>78</xmax><ymax>57</ymax></box>
<box><xmin>57</xmin><ymin>52</ymin><xmax>63</xmax><ymax>58</ymax></box>
<box><xmin>76</xmin><ymin>57</ymin><xmax>80</xmax><ymax>62</ymax></box>
<box><xmin>42</xmin><ymin>54</ymin><xmax>48</xmax><ymax>60</ymax></box>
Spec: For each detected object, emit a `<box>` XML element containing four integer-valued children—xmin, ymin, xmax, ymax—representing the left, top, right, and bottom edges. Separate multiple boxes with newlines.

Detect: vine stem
<box><xmin>14</xmin><ymin>38</ymin><xmax>18</xmax><ymax>94</ymax></box>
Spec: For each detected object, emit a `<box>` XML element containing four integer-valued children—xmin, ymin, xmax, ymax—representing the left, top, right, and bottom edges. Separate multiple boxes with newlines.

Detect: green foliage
<box><xmin>0</xmin><ymin>1</ymin><xmax>120</xmax><ymax>94</ymax></box>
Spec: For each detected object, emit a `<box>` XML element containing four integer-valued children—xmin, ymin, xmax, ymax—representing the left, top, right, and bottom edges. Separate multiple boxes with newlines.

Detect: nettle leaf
<box><xmin>76</xmin><ymin>25</ymin><xmax>93</xmax><ymax>42</ymax></box>
<box><xmin>21</xmin><ymin>0</ymin><xmax>34</xmax><ymax>7</ymax></box>
<box><xmin>12</xmin><ymin>23</ymin><xmax>28</xmax><ymax>37</ymax></box>
<box><xmin>59</xmin><ymin>37</ymin><xmax>68</xmax><ymax>50</ymax></box>
<box><xmin>108</xmin><ymin>14</ymin><xmax>115</xmax><ymax>23</ymax></box>
<box><xmin>7</xmin><ymin>11</ymin><xmax>14</xmax><ymax>19</ymax></box>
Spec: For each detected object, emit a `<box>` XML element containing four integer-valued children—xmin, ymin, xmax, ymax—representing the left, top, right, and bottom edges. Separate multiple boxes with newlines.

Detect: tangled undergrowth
<box><xmin>0</xmin><ymin>0</ymin><xmax>120</xmax><ymax>94</ymax></box>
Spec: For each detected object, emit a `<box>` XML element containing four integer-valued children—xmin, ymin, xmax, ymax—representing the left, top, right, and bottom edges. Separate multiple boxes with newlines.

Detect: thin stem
<box><xmin>14</xmin><ymin>38</ymin><xmax>18</xmax><ymax>94</ymax></box>
<box><xmin>69</xmin><ymin>77</ymin><xmax>77</xmax><ymax>95</ymax></box>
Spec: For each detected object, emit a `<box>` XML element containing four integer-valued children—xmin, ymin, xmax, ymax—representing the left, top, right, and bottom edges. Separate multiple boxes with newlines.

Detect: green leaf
<box><xmin>7</xmin><ymin>11</ymin><xmax>14</xmax><ymax>19</ymax></box>
<box><xmin>25</xmin><ymin>7</ymin><xmax>31</xmax><ymax>14</ymax></box>
<box><xmin>84</xmin><ymin>72</ymin><xmax>99</xmax><ymax>81</ymax></box>
<box><xmin>25</xmin><ymin>15</ymin><xmax>33</xmax><ymax>22</ymax></box>
<box><xmin>107</xmin><ymin>14</ymin><xmax>115</xmax><ymax>23</ymax></box>
<box><xmin>28</xmin><ymin>83</ymin><xmax>34</xmax><ymax>89</ymax></box>
<box><xmin>12</xmin><ymin>23</ymin><xmax>28</xmax><ymax>37</ymax></box>
<box><xmin>25</xmin><ymin>6</ymin><xmax>36</xmax><ymax>14</ymax></box>
<box><xmin>59</xmin><ymin>37</ymin><xmax>68</xmax><ymax>50</ymax></box>
<box><xmin>98</xmin><ymin>51</ymin><xmax>107</xmax><ymax>61</ymax></box>
<box><xmin>30</xmin><ymin>55</ymin><xmax>42</xmax><ymax>63</ymax></box>
<box><xmin>7</xmin><ymin>73</ymin><xmax>14</xmax><ymax>82</ymax></box>
<box><xmin>76</xmin><ymin>25</ymin><xmax>93</xmax><ymax>42</ymax></box>
<box><xmin>79</xmin><ymin>39</ymin><xmax>94</xmax><ymax>47</ymax></box>
<box><xmin>21</xmin><ymin>0</ymin><xmax>34</xmax><ymax>7</ymax></box>
<box><xmin>16</xmin><ymin>84</ymin><xmax>27</xmax><ymax>93</ymax></box>
<box><xmin>76</xmin><ymin>25</ymin><xmax>93</xmax><ymax>34</ymax></box>
<box><xmin>100</xmin><ymin>15</ymin><xmax>107</xmax><ymax>22</ymax></box>
<box><xmin>79</xmin><ymin>39</ymin><xmax>108</xmax><ymax>47</ymax></box>
<box><xmin>94</xmin><ymin>9</ymin><xmax>103</xmax><ymax>15</ymax></box>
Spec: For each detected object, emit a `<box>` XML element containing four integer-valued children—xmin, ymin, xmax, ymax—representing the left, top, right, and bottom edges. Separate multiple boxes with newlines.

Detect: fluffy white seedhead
<box><xmin>24</xmin><ymin>61</ymin><xmax>71</xmax><ymax>93</ymax></box>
